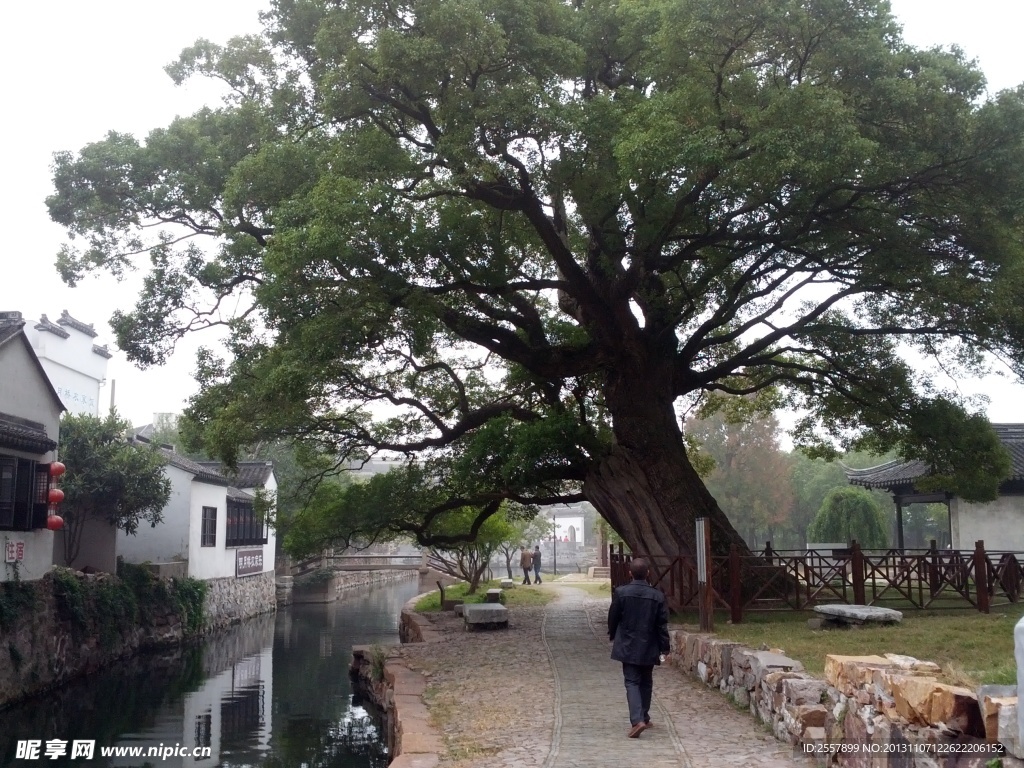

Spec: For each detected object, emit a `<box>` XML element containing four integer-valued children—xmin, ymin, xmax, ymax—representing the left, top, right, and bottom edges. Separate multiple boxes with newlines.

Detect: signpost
<box><xmin>235</xmin><ymin>548</ymin><xmax>264</xmax><ymax>577</ymax></box>
<box><xmin>696</xmin><ymin>518</ymin><xmax>713</xmax><ymax>632</ymax></box>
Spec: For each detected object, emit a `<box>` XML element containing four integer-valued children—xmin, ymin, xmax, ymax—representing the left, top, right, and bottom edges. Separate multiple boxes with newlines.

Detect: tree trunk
<box><xmin>583</xmin><ymin>371</ymin><xmax>752</xmax><ymax>565</ymax></box>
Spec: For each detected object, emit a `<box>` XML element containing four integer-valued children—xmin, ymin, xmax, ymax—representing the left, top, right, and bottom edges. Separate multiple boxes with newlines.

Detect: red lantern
<box><xmin>48</xmin><ymin>488</ymin><xmax>65</xmax><ymax>505</ymax></box>
<box><xmin>46</xmin><ymin>515</ymin><xmax>64</xmax><ymax>531</ymax></box>
<box><xmin>49</xmin><ymin>462</ymin><xmax>66</xmax><ymax>478</ymax></box>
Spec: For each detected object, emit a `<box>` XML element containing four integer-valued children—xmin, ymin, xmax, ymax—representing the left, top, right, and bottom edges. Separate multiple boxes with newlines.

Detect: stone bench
<box><xmin>812</xmin><ymin>604</ymin><xmax>903</xmax><ymax>628</ymax></box>
<box><xmin>463</xmin><ymin>603</ymin><xmax>508</xmax><ymax>630</ymax></box>
<box><xmin>485</xmin><ymin>588</ymin><xmax>504</xmax><ymax>603</ymax></box>
<box><xmin>499</xmin><ymin>578</ymin><xmax>515</xmax><ymax>589</ymax></box>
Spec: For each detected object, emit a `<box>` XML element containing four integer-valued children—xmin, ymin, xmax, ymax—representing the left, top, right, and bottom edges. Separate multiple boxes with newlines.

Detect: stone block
<box><xmin>787</xmin><ymin>703</ymin><xmax>828</xmax><ymax>732</ymax></box>
<box><xmin>889</xmin><ymin>674</ymin><xmax>941</xmax><ymax>724</ymax></box>
<box><xmin>814</xmin><ymin>603</ymin><xmax>902</xmax><ymax>624</ymax></box>
<box><xmin>484</xmin><ymin>589</ymin><xmax>503</xmax><ymax>603</ymax></box>
<box><xmin>454</xmin><ymin>604</ymin><xmax>464</xmax><ymax>617</ymax></box>
<box><xmin>750</xmin><ymin>651</ymin><xmax>804</xmax><ymax>688</ymax></box>
<box><xmin>783</xmin><ymin>677</ymin><xmax>828</xmax><ymax>707</ymax></box>
<box><xmin>499</xmin><ymin>578</ymin><xmax>515</xmax><ymax>589</ymax></box>
<box><xmin>462</xmin><ymin>603</ymin><xmax>508</xmax><ymax>629</ymax></box>
<box><xmin>977</xmin><ymin>685</ymin><xmax>1017</xmax><ymax>741</ymax></box>
<box><xmin>823</xmin><ymin>654</ymin><xmax>891</xmax><ymax>695</ymax></box>
<box><xmin>929</xmin><ymin>684</ymin><xmax>984</xmax><ymax>737</ymax></box>
<box><xmin>441</xmin><ymin>599</ymin><xmax>463</xmax><ymax>611</ymax></box>
<box><xmin>884</xmin><ymin>653</ymin><xmax>941</xmax><ymax>675</ymax></box>
<box><xmin>998</xmin><ymin>699</ymin><xmax>1020</xmax><ymax>757</ymax></box>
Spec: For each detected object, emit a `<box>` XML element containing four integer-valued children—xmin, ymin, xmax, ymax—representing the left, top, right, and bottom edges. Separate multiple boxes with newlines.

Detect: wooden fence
<box><xmin>609</xmin><ymin>540</ymin><xmax>1024</xmax><ymax>622</ymax></box>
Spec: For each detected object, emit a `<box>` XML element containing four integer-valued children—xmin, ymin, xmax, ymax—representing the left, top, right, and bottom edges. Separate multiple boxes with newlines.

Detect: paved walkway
<box><xmin>401</xmin><ymin>584</ymin><xmax>813</xmax><ymax>768</ymax></box>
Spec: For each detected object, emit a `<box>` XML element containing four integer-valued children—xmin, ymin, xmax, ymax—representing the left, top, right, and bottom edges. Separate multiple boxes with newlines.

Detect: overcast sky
<box><xmin>3</xmin><ymin>1</ymin><xmax>1024</xmax><ymax>429</ymax></box>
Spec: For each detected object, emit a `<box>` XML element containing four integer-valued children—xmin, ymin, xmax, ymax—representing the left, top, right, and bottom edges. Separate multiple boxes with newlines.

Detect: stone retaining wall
<box><xmin>204</xmin><ymin>571</ymin><xmax>276</xmax><ymax>630</ymax></box>
<box><xmin>0</xmin><ymin>569</ymin><xmax>189</xmax><ymax>709</ymax></box>
<box><xmin>291</xmin><ymin>569</ymin><xmax>418</xmax><ymax>603</ymax></box>
<box><xmin>349</xmin><ymin>591</ymin><xmax>445</xmax><ymax>768</ymax></box>
<box><xmin>670</xmin><ymin>629</ymin><xmax>1022</xmax><ymax>766</ymax></box>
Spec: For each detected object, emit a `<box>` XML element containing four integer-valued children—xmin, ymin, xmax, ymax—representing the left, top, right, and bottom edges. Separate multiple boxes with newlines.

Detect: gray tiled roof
<box><xmin>0</xmin><ymin>412</ymin><xmax>56</xmax><ymax>454</ymax></box>
<box><xmin>847</xmin><ymin>424</ymin><xmax>1024</xmax><ymax>490</ymax></box>
<box><xmin>227</xmin><ymin>486</ymin><xmax>255</xmax><ymax>502</ymax></box>
<box><xmin>198</xmin><ymin>461</ymin><xmax>273</xmax><ymax>489</ymax></box>
<box><xmin>0</xmin><ymin>322</ymin><xmax>25</xmax><ymax>347</ymax></box>
<box><xmin>158</xmin><ymin>449</ymin><xmax>231</xmax><ymax>486</ymax></box>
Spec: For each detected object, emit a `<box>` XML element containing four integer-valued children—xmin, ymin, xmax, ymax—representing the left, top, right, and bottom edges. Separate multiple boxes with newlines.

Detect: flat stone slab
<box><xmin>499</xmin><ymin>578</ymin><xmax>515</xmax><ymax>589</ymax></box>
<box><xmin>814</xmin><ymin>604</ymin><xmax>903</xmax><ymax>624</ymax></box>
<box><xmin>463</xmin><ymin>603</ymin><xmax>508</xmax><ymax>628</ymax></box>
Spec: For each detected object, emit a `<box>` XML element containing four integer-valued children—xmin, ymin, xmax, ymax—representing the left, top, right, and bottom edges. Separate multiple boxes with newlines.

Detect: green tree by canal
<box><xmin>58</xmin><ymin>412</ymin><xmax>172</xmax><ymax>564</ymax></box>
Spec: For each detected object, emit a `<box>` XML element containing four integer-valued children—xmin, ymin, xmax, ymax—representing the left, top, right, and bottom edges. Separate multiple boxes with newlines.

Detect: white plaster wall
<box><xmin>53</xmin><ymin>516</ymin><xmax>118</xmax><ymax>573</ymax></box>
<box><xmin>0</xmin><ymin>340</ymin><xmax>63</xmax><ymax>441</ymax></box>
<box><xmin>118</xmin><ymin>465</ymin><xmax>193</xmax><ymax>566</ymax></box>
<box><xmin>949</xmin><ymin>495</ymin><xmax>1024</xmax><ymax>551</ymax></box>
<box><xmin>187</xmin><ymin>481</ymin><xmax>233</xmax><ymax>580</ymax></box>
<box><xmin>1</xmin><ymin>530</ymin><xmax>55</xmax><ymax>582</ymax></box>
<box><xmin>0</xmin><ymin>333</ymin><xmax>61</xmax><ymax>583</ymax></box>
<box><xmin>25</xmin><ymin>323</ymin><xmax>109</xmax><ymax>383</ymax></box>
<box><xmin>35</xmin><ymin>360</ymin><xmax>101</xmax><ymax>416</ymax></box>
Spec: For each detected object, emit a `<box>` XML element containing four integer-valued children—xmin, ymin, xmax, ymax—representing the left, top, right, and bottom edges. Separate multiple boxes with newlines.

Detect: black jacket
<box><xmin>608</xmin><ymin>579</ymin><xmax>670</xmax><ymax>666</ymax></box>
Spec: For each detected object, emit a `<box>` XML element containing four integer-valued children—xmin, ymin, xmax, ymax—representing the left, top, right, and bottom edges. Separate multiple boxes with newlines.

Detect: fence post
<box><xmin>696</xmin><ymin>518</ymin><xmax>713</xmax><ymax>632</ymax></box>
<box><xmin>928</xmin><ymin>539</ymin><xmax>940</xmax><ymax>598</ymax></box>
<box><xmin>975</xmin><ymin>540</ymin><xmax>990</xmax><ymax>614</ymax></box>
<box><xmin>851</xmin><ymin>540</ymin><xmax>866</xmax><ymax>605</ymax></box>
<box><xmin>729</xmin><ymin>543</ymin><xmax>743</xmax><ymax>624</ymax></box>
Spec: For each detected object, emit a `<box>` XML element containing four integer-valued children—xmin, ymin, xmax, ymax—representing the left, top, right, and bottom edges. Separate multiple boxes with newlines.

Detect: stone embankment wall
<box><xmin>204</xmin><ymin>571</ymin><xmax>276</xmax><ymax>629</ymax></box>
<box><xmin>350</xmin><ymin>592</ymin><xmax>445</xmax><ymax>768</ymax></box>
<box><xmin>670</xmin><ymin>629</ymin><xmax>1022</xmax><ymax>766</ymax></box>
<box><xmin>0</xmin><ymin>568</ymin><xmax>191</xmax><ymax>709</ymax></box>
<box><xmin>290</xmin><ymin>569</ymin><xmax>419</xmax><ymax>604</ymax></box>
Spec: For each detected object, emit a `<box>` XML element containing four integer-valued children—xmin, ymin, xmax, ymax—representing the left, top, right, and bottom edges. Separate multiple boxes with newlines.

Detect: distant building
<box><xmin>846</xmin><ymin>424</ymin><xmax>1024</xmax><ymax>551</ymax></box>
<box><xmin>24</xmin><ymin>309</ymin><xmax>112</xmax><ymax>417</ymax></box>
<box><xmin>0</xmin><ymin>311</ymin><xmax>65</xmax><ymax>582</ymax></box>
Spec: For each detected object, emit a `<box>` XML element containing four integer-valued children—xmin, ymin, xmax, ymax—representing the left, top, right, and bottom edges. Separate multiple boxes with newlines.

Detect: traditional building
<box><xmin>118</xmin><ymin>440</ymin><xmax>278</xmax><ymax>625</ymax></box>
<box><xmin>0</xmin><ymin>312</ymin><xmax>65</xmax><ymax>582</ymax></box>
<box><xmin>23</xmin><ymin>310</ymin><xmax>111</xmax><ymax>417</ymax></box>
<box><xmin>846</xmin><ymin>424</ymin><xmax>1024</xmax><ymax>551</ymax></box>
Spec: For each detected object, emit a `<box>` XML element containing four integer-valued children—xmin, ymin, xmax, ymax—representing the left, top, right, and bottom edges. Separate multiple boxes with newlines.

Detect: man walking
<box><xmin>532</xmin><ymin>544</ymin><xmax>543</xmax><ymax>584</ymax></box>
<box><xmin>519</xmin><ymin>546</ymin><xmax>533</xmax><ymax>585</ymax></box>
<box><xmin>607</xmin><ymin>558</ymin><xmax>670</xmax><ymax>738</ymax></box>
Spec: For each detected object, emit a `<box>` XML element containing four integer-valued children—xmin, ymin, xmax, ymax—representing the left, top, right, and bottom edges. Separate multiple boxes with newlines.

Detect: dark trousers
<box><xmin>533</xmin><ymin>563</ymin><xmax>542</xmax><ymax>583</ymax></box>
<box><xmin>522</xmin><ymin>567</ymin><xmax>532</xmax><ymax>584</ymax></box>
<box><xmin>621</xmin><ymin>663</ymin><xmax>654</xmax><ymax>727</ymax></box>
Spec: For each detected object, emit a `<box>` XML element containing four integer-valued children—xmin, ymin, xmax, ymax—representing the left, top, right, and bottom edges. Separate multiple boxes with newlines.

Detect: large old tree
<box><xmin>47</xmin><ymin>0</ymin><xmax>1024</xmax><ymax>562</ymax></box>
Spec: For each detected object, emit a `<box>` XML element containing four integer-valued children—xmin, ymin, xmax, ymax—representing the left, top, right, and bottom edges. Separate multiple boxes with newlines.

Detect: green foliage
<box><xmin>0</xmin><ymin>579</ymin><xmax>36</xmax><ymax>631</ymax></box>
<box><xmin>170</xmin><ymin>576</ymin><xmax>208</xmax><ymax>635</ymax></box>
<box><xmin>46</xmin><ymin>0</ymin><xmax>1024</xmax><ymax>556</ymax></box>
<box><xmin>369</xmin><ymin>644</ymin><xmax>388</xmax><ymax>683</ymax></box>
<box><xmin>686</xmin><ymin>404</ymin><xmax>794</xmax><ymax>548</ymax></box>
<box><xmin>52</xmin><ymin>567</ymin><xmax>88</xmax><ymax>628</ymax></box>
<box><xmin>808</xmin><ymin>487</ymin><xmax>890</xmax><ymax>549</ymax></box>
<box><xmin>58</xmin><ymin>412</ymin><xmax>172</xmax><ymax>564</ymax></box>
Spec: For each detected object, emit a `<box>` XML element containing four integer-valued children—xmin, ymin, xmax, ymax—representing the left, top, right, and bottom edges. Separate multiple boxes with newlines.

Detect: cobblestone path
<box><xmin>401</xmin><ymin>583</ymin><xmax>813</xmax><ymax>768</ymax></box>
<box><xmin>541</xmin><ymin>590</ymin><xmax>690</xmax><ymax>768</ymax></box>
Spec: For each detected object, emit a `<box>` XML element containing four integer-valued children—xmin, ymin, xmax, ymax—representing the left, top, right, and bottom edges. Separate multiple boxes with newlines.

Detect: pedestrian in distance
<box><xmin>519</xmin><ymin>546</ymin><xmax>533</xmax><ymax>585</ymax></box>
<box><xmin>607</xmin><ymin>557</ymin><xmax>670</xmax><ymax>738</ymax></box>
<box><xmin>532</xmin><ymin>544</ymin><xmax>543</xmax><ymax>584</ymax></box>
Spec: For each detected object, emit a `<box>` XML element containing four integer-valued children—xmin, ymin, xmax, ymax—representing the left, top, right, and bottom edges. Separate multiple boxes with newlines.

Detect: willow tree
<box><xmin>47</xmin><ymin>0</ymin><xmax>1024</xmax><ymax>564</ymax></box>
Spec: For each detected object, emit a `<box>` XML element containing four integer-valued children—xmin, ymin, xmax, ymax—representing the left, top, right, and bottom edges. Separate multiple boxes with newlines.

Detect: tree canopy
<box><xmin>808</xmin><ymin>486</ymin><xmax>889</xmax><ymax>549</ymax></box>
<box><xmin>58</xmin><ymin>412</ymin><xmax>172</xmax><ymax>564</ymax></box>
<box><xmin>47</xmin><ymin>0</ymin><xmax>1024</xmax><ymax>562</ymax></box>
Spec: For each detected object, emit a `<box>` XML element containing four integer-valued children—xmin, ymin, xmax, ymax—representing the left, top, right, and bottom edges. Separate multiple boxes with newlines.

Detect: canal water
<box><xmin>0</xmin><ymin>576</ymin><xmax>422</xmax><ymax>767</ymax></box>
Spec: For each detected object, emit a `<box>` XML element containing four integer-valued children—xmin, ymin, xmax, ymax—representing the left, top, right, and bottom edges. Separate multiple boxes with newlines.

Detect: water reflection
<box><xmin>0</xmin><ymin>576</ymin><xmax>420</xmax><ymax>767</ymax></box>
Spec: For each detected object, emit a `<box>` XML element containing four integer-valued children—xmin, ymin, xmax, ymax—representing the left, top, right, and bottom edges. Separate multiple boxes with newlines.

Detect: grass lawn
<box><xmin>669</xmin><ymin>603</ymin><xmax>1024</xmax><ymax>687</ymax></box>
<box><xmin>415</xmin><ymin>579</ymin><xmax>556</xmax><ymax>611</ymax></box>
